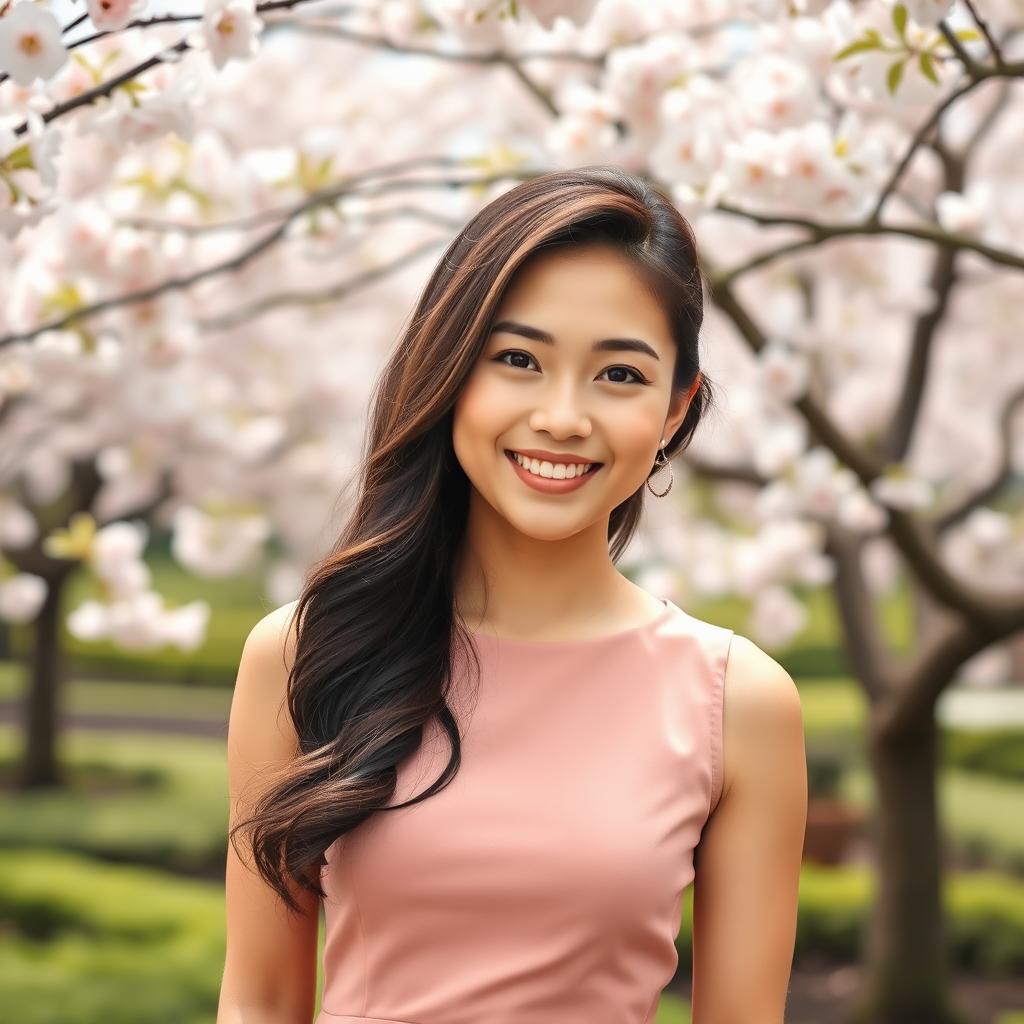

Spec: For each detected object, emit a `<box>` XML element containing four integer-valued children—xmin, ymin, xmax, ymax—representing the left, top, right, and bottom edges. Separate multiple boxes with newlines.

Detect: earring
<box><xmin>646</xmin><ymin>439</ymin><xmax>673</xmax><ymax>497</ymax></box>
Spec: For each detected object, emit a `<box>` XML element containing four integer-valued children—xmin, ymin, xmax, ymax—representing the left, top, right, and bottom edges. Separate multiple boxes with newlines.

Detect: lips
<box><xmin>503</xmin><ymin>448</ymin><xmax>603</xmax><ymax>493</ymax></box>
<box><xmin>504</xmin><ymin>449</ymin><xmax>603</xmax><ymax>470</ymax></box>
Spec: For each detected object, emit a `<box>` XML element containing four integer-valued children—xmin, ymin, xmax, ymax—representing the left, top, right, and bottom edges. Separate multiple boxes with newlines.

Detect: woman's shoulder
<box><xmin>720</xmin><ymin>633</ymin><xmax>805</xmax><ymax>802</ymax></box>
<box><xmin>238</xmin><ymin>600</ymin><xmax>301</xmax><ymax>687</ymax></box>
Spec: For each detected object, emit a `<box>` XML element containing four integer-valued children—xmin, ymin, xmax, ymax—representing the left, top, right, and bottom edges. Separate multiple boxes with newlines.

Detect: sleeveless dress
<box><xmin>316</xmin><ymin>596</ymin><xmax>734</xmax><ymax>1024</ymax></box>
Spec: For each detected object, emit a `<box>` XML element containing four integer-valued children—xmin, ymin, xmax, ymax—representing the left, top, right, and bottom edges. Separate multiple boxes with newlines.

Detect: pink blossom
<box><xmin>0</xmin><ymin>1</ymin><xmax>68</xmax><ymax>87</ymax></box>
<box><xmin>85</xmin><ymin>0</ymin><xmax>148</xmax><ymax>33</ymax></box>
<box><xmin>200</xmin><ymin>0</ymin><xmax>263</xmax><ymax>71</ymax></box>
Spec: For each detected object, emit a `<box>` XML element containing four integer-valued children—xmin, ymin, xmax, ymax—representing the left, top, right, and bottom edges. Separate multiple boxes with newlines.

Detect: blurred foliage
<box><xmin>0</xmin><ymin>727</ymin><xmax>227</xmax><ymax>874</ymax></box>
<box><xmin>844</xmin><ymin>767</ymin><xmax>1024</xmax><ymax>876</ymax></box>
<box><xmin>792</xmin><ymin>864</ymin><xmax>1024</xmax><ymax>974</ymax></box>
<box><xmin>942</xmin><ymin>729</ymin><xmax>1024</xmax><ymax>783</ymax></box>
<box><xmin>0</xmin><ymin>847</ymin><xmax>228</xmax><ymax>1024</ymax></box>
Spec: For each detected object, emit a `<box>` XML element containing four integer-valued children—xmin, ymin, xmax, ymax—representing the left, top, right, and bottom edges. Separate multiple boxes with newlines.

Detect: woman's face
<box><xmin>452</xmin><ymin>243</ymin><xmax>699</xmax><ymax>542</ymax></box>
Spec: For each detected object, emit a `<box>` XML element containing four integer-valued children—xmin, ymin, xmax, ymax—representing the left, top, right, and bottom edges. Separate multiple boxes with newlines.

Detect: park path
<box><xmin>0</xmin><ymin>703</ymin><xmax>228</xmax><ymax>737</ymax></box>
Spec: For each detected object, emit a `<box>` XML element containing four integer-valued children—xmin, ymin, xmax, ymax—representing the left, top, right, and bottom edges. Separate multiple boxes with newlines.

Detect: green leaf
<box><xmin>892</xmin><ymin>4</ymin><xmax>908</xmax><ymax>41</ymax></box>
<box><xmin>2</xmin><ymin>143</ymin><xmax>33</xmax><ymax>172</ymax></box>
<box><xmin>834</xmin><ymin>37</ymin><xmax>883</xmax><ymax>61</ymax></box>
<box><xmin>954</xmin><ymin>28</ymin><xmax>982</xmax><ymax>41</ymax></box>
<box><xmin>887</xmin><ymin>58</ymin><xmax>907</xmax><ymax>95</ymax></box>
<box><xmin>919</xmin><ymin>51</ymin><xmax>939</xmax><ymax>84</ymax></box>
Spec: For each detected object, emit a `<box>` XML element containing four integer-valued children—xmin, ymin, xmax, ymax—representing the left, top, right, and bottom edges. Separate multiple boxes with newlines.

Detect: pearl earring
<box><xmin>646</xmin><ymin>439</ymin><xmax>673</xmax><ymax>497</ymax></box>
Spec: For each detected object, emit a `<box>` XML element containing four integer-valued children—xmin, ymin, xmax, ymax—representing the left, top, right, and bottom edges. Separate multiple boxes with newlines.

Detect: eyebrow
<box><xmin>490</xmin><ymin>320</ymin><xmax>662</xmax><ymax>361</ymax></box>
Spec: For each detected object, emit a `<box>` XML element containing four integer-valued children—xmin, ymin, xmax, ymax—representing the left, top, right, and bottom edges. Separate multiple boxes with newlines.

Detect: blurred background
<box><xmin>1</xmin><ymin>1</ymin><xmax>1023</xmax><ymax>1022</ymax></box>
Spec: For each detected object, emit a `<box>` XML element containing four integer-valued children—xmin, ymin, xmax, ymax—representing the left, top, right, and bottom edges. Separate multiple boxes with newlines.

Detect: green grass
<box><xmin>0</xmin><ymin>726</ymin><xmax>227</xmax><ymax>873</ymax></box>
<box><xmin>0</xmin><ymin>846</ymin><xmax>228</xmax><ymax>1024</ymax></box>
<box><xmin>844</xmin><ymin>766</ymin><xmax>1024</xmax><ymax>874</ymax></box>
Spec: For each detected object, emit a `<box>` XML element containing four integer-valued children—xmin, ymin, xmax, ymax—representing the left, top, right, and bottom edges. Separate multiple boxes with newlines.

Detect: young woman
<box><xmin>217</xmin><ymin>166</ymin><xmax>807</xmax><ymax>1024</ymax></box>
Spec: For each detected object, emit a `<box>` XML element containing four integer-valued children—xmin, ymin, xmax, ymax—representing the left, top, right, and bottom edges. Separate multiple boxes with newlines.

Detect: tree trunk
<box><xmin>849</xmin><ymin>711</ymin><xmax>969</xmax><ymax>1024</ymax></box>
<box><xmin>16</xmin><ymin>570</ymin><xmax>68</xmax><ymax>790</ymax></box>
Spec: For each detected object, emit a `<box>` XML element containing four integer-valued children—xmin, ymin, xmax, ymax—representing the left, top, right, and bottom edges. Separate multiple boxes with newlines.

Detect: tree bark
<box><xmin>850</xmin><ymin>711</ymin><xmax>969</xmax><ymax>1024</ymax></box>
<box><xmin>16</xmin><ymin>568</ymin><xmax>70</xmax><ymax>789</ymax></box>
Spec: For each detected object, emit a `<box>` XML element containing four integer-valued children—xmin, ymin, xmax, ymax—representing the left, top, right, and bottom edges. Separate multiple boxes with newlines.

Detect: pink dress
<box><xmin>316</xmin><ymin>596</ymin><xmax>734</xmax><ymax>1024</ymax></box>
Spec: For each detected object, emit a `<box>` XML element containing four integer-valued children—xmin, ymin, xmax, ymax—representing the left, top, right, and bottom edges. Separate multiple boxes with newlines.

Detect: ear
<box><xmin>662</xmin><ymin>371</ymin><xmax>702</xmax><ymax>445</ymax></box>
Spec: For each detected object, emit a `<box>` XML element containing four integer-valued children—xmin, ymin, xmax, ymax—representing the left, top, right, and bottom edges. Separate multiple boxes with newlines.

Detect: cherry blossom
<box><xmin>757</xmin><ymin>340</ymin><xmax>811</xmax><ymax>404</ymax></box>
<box><xmin>0</xmin><ymin>1</ymin><xmax>68</xmax><ymax>87</ymax></box>
<box><xmin>0</xmin><ymin>571</ymin><xmax>46</xmax><ymax>622</ymax></box>
<box><xmin>935</xmin><ymin>181</ymin><xmax>996</xmax><ymax>239</ymax></box>
<box><xmin>196</xmin><ymin>0</ymin><xmax>264</xmax><ymax>71</ymax></box>
<box><xmin>171</xmin><ymin>505</ymin><xmax>272</xmax><ymax>577</ymax></box>
<box><xmin>900</xmin><ymin>0</ymin><xmax>956</xmax><ymax>27</ymax></box>
<box><xmin>521</xmin><ymin>0</ymin><xmax>600</xmax><ymax>29</ymax></box>
<box><xmin>85</xmin><ymin>0</ymin><xmax>149</xmax><ymax>33</ymax></box>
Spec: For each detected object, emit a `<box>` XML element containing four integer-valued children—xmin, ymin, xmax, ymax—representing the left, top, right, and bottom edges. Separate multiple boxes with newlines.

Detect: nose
<box><xmin>527</xmin><ymin>378</ymin><xmax>593</xmax><ymax>440</ymax></box>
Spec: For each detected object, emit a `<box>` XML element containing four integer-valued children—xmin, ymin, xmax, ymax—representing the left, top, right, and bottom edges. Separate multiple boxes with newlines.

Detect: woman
<box><xmin>217</xmin><ymin>166</ymin><xmax>807</xmax><ymax>1024</ymax></box>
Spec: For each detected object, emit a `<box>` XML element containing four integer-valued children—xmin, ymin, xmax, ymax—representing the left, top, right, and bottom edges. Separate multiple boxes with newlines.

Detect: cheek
<box><xmin>452</xmin><ymin>373</ymin><xmax>507</xmax><ymax>465</ymax></box>
<box><xmin>609</xmin><ymin>400</ymin><xmax>666</xmax><ymax>463</ymax></box>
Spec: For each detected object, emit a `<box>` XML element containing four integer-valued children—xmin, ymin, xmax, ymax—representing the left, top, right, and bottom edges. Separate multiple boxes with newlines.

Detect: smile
<box><xmin>504</xmin><ymin>449</ymin><xmax>603</xmax><ymax>494</ymax></box>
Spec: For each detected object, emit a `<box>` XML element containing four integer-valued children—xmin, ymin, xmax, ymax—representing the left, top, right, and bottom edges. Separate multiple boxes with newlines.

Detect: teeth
<box><xmin>509</xmin><ymin>451</ymin><xmax>595</xmax><ymax>479</ymax></box>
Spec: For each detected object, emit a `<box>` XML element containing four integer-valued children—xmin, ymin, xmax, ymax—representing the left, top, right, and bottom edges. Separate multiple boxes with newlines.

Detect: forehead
<box><xmin>494</xmin><ymin>245</ymin><xmax>672</xmax><ymax>346</ymax></box>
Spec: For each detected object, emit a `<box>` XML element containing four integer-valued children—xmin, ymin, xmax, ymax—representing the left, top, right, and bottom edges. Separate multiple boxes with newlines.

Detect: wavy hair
<box><xmin>229</xmin><ymin>165</ymin><xmax>719</xmax><ymax>912</ymax></box>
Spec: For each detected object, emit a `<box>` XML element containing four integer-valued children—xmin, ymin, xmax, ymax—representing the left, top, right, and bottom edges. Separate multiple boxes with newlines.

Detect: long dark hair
<box><xmin>229</xmin><ymin>166</ymin><xmax>718</xmax><ymax>912</ymax></box>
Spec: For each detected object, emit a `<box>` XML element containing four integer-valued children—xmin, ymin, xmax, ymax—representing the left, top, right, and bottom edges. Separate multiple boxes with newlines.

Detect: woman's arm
<box><xmin>218</xmin><ymin>602</ymin><xmax>321</xmax><ymax>1024</ymax></box>
<box><xmin>690</xmin><ymin>634</ymin><xmax>808</xmax><ymax>1024</ymax></box>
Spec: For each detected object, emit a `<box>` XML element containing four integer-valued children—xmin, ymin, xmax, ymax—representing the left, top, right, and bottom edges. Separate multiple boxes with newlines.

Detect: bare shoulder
<box><xmin>244</xmin><ymin>599</ymin><xmax>301</xmax><ymax>668</ymax></box>
<box><xmin>720</xmin><ymin>632</ymin><xmax>805</xmax><ymax>802</ymax></box>
<box><xmin>231</xmin><ymin>599</ymin><xmax>302</xmax><ymax>756</ymax></box>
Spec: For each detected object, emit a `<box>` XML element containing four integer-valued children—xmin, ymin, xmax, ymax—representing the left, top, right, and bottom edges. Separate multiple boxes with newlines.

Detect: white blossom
<box><xmin>0</xmin><ymin>2</ymin><xmax>68</xmax><ymax>86</ymax></box>
<box><xmin>0</xmin><ymin>572</ymin><xmax>46</xmax><ymax>623</ymax></box>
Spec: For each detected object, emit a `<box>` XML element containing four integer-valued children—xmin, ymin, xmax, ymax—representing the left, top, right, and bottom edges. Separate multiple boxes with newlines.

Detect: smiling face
<box><xmin>452</xmin><ymin>243</ymin><xmax>699</xmax><ymax>543</ymax></box>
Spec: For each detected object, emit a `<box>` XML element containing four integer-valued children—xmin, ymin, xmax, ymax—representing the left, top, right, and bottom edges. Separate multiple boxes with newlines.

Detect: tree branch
<box><xmin>681</xmin><ymin>454</ymin><xmax>766</xmax><ymax>489</ymax></box>
<box><xmin>265</xmin><ymin>20</ymin><xmax>603</xmax><ymax>66</ymax></box>
<box><xmin>879</xmin><ymin>141</ymin><xmax>965</xmax><ymax>463</ymax></box>
<box><xmin>962</xmin><ymin>0</ymin><xmax>1005</xmax><ymax>68</ymax></box>
<box><xmin>877</xmin><ymin>604</ymin><xmax>1018</xmax><ymax>737</ymax></box>
<box><xmin>195</xmin><ymin>236</ymin><xmax>446</xmax><ymax>330</ymax></box>
<box><xmin>711</xmin><ymin>202</ymin><xmax>1024</xmax><ymax>282</ymax></box>
<box><xmin>875</xmin><ymin>55</ymin><xmax>1024</xmax><ymax>221</ymax></box>
<box><xmin>825</xmin><ymin>524</ymin><xmax>894</xmax><ymax>702</ymax></box>
<box><xmin>0</xmin><ymin>169</ymin><xmax>542</xmax><ymax>348</ymax></box>
<box><xmin>8</xmin><ymin>0</ymin><xmax>344</xmax><ymax>134</ymax></box>
<box><xmin>933</xmin><ymin>383</ymin><xmax>1024</xmax><ymax>533</ymax></box>
<box><xmin>706</xmin><ymin>272</ymin><xmax>1024</xmax><ymax>626</ymax></box>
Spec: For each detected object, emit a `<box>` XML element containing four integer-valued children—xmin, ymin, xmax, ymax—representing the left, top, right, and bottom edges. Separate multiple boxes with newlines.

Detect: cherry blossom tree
<box><xmin>2</xmin><ymin>0</ymin><xmax>1023</xmax><ymax>1019</ymax></box>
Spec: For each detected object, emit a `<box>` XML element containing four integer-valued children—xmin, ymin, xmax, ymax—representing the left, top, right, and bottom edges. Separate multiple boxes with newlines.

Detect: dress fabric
<box><xmin>316</xmin><ymin>596</ymin><xmax>734</xmax><ymax>1024</ymax></box>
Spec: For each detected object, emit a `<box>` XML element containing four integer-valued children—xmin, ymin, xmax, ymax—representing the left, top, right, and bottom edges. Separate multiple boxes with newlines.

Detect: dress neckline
<box><xmin>464</xmin><ymin>596</ymin><xmax>675</xmax><ymax>649</ymax></box>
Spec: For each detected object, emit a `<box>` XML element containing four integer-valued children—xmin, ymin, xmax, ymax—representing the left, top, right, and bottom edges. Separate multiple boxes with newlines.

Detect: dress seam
<box><xmin>708</xmin><ymin>625</ymin><xmax>734</xmax><ymax>818</ymax></box>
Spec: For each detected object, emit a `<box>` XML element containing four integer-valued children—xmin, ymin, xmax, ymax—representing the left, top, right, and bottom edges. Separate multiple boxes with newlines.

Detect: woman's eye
<box><xmin>493</xmin><ymin>350</ymin><xmax>649</xmax><ymax>385</ymax></box>
<box><xmin>600</xmin><ymin>366</ymin><xmax>648</xmax><ymax>385</ymax></box>
<box><xmin>495</xmin><ymin>350</ymin><xmax>537</xmax><ymax>371</ymax></box>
